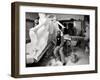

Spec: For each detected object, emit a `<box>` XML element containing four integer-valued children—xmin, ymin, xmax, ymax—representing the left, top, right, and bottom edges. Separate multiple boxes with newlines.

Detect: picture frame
<box><xmin>11</xmin><ymin>2</ymin><xmax>98</xmax><ymax>78</ymax></box>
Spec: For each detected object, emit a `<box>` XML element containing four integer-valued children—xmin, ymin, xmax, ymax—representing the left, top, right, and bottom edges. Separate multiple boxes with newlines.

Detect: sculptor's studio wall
<box><xmin>26</xmin><ymin>13</ymin><xmax>84</xmax><ymax>42</ymax></box>
<box><xmin>56</xmin><ymin>14</ymin><xmax>84</xmax><ymax>21</ymax></box>
<box><xmin>26</xmin><ymin>13</ymin><xmax>38</xmax><ymax>42</ymax></box>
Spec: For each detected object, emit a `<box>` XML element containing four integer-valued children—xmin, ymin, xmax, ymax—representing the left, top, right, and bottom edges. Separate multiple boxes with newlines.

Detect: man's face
<box><xmin>57</xmin><ymin>31</ymin><xmax>61</xmax><ymax>35</ymax></box>
<box><xmin>35</xmin><ymin>19</ymin><xmax>39</xmax><ymax>24</ymax></box>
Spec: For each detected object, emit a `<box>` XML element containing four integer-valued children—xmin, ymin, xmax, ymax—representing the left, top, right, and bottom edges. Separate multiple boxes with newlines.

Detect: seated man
<box><xmin>53</xmin><ymin>31</ymin><xmax>66</xmax><ymax>65</ymax></box>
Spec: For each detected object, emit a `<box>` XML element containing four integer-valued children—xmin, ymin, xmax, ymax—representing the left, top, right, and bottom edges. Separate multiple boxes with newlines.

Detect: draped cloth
<box><xmin>26</xmin><ymin>21</ymin><xmax>60</xmax><ymax>63</ymax></box>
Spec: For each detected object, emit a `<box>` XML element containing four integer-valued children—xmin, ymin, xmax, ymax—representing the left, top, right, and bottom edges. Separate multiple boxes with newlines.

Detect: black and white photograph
<box><xmin>26</xmin><ymin>12</ymin><xmax>90</xmax><ymax>67</ymax></box>
<box><xmin>11</xmin><ymin>2</ymin><xmax>97</xmax><ymax>77</ymax></box>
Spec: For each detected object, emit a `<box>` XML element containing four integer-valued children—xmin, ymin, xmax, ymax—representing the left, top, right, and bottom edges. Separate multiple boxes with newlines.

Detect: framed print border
<box><xmin>11</xmin><ymin>2</ymin><xmax>98</xmax><ymax>78</ymax></box>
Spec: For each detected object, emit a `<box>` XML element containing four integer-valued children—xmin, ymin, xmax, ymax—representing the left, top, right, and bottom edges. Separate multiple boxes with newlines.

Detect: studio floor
<box><xmin>26</xmin><ymin>43</ymin><xmax>89</xmax><ymax>67</ymax></box>
<box><xmin>64</xmin><ymin>49</ymin><xmax>89</xmax><ymax>66</ymax></box>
